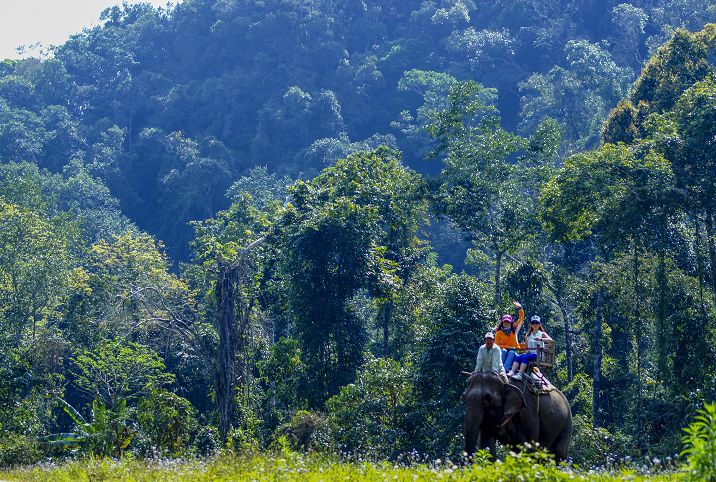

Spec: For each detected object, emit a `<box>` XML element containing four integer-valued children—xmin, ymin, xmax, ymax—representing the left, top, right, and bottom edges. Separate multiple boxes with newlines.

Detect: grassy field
<box><xmin>0</xmin><ymin>452</ymin><xmax>681</xmax><ymax>482</ymax></box>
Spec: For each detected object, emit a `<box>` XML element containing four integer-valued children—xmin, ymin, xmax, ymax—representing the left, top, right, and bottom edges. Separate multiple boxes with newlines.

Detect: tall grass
<box><xmin>0</xmin><ymin>450</ymin><xmax>678</xmax><ymax>481</ymax></box>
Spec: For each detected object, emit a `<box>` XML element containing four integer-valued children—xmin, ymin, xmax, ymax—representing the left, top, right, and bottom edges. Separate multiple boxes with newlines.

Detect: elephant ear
<box><xmin>503</xmin><ymin>384</ymin><xmax>525</xmax><ymax>418</ymax></box>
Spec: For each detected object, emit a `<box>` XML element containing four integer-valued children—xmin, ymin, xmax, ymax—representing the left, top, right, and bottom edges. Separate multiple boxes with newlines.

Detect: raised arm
<box><xmin>513</xmin><ymin>301</ymin><xmax>524</xmax><ymax>333</ymax></box>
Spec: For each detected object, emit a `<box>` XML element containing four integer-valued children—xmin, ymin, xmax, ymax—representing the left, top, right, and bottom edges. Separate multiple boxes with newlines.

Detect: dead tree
<box><xmin>215</xmin><ymin>237</ymin><xmax>265</xmax><ymax>440</ymax></box>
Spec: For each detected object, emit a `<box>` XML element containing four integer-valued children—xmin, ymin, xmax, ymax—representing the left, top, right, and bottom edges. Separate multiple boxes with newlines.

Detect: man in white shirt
<box><xmin>473</xmin><ymin>332</ymin><xmax>507</xmax><ymax>382</ymax></box>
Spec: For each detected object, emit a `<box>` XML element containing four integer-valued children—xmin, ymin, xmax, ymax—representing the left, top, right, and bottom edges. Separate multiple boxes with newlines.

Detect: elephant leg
<box><xmin>478</xmin><ymin>431</ymin><xmax>496</xmax><ymax>461</ymax></box>
<box><xmin>464</xmin><ymin>410</ymin><xmax>479</xmax><ymax>457</ymax></box>
<box><xmin>540</xmin><ymin>391</ymin><xmax>573</xmax><ymax>461</ymax></box>
<box><xmin>464</xmin><ymin>426</ymin><xmax>478</xmax><ymax>457</ymax></box>
<box><xmin>551</xmin><ymin>425</ymin><xmax>571</xmax><ymax>462</ymax></box>
<box><xmin>521</xmin><ymin>407</ymin><xmax>540</xmax><ymax>444</ymax></box>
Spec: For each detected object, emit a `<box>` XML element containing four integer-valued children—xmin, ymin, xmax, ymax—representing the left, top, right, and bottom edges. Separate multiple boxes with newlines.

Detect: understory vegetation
<box><xmin>0</xmin><ymin>450</ymin><xmax>682</xmax><ymax>481</ymax></box>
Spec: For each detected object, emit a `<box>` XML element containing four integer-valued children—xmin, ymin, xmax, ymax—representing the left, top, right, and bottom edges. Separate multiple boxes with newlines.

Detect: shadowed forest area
<box><xmin>0</xmin><ymin>0</ymin><xmax>715</xmax><ymax>478</ymax></box>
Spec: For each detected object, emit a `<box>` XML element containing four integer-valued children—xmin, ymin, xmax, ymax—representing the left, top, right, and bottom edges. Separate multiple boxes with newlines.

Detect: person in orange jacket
<box><xmin>493</xmin><ymin>301</ymin><xmax>524</xmax><ymax>373</ymax></box>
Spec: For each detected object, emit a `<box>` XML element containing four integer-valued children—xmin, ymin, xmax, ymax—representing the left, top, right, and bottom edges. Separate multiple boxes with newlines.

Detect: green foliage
<box><xmin>0</xmin><ymin>0</ymin><xmax>712</xmax><ymax>263</ymax></box>
<box><xmin>520</xmin><ymin>40</ymin><xmax>630</xmax><ymax>151</ymax></box>
<box><xmin>71</xmin><ymin>339</ymin><xmax>174</xmax><ymax>409</ymax></box>
<box><xmin>604</xmin><ymin>24</ymin><xmax>716</xmax><ymax>140</ymax></box>
<box><xmin>428</xmin><ymin>79</ymin><xmax>534</xmax><ymax>309</ymax></box>
<box><xmin>2</xmin><ymin>5</ymin><xmax>716</xmax><ymax>471</ymax></box>
<box><xmin>274</xmin><ymin>411</ymin><xmax>331</xmax><ymax>453</ymax></box>
<box><xmin>667</xmin><ymin>78</ymin><xmax>716</xmax><ymax>211</ymax></box>
<box><xmin>681</xmin><ymin>402</ymin><xmax>716</xmax><ymax>481</ymax></box>
<box><xmin>282</xmin><ymin>147</ymin><xmax>426</xmax><ymax>404</ymax></box>
<box><xmin>50</xmin><ymin>398</ymin><xmax>135</xmax><ymax>458</ymax></box>
<box><xmin>0</xmin><ymin>200</ymin><xmax>75</xmax><ymax>343</ymax></box>
<box><xmin>258</xmin><ymin>337</ymin><xmax>306</xmax><ymax>425</ymax></box>
<box><xmin>136</xmin><ymin>389</ymin><xmax>198</xmax><ymax>456</ymax></box>
<box><xmin>540</xmin><ymin>144</ymin><xmax>673</xmax><ymax>244</ymax></box>
<box><xmin>570</xmin><ymin>414</ymin><xmax>634</xmax><ymax>467</ymax></box>
<box><xmin>283</xmin><ymin>193</ymin><xmax>377</xmax><ymax>404</ymax></box>
<box><xmin>0</xmin><ymin>433</ymin><xmax>41</xmax><ymax>468</ymax></box>
<box><xmin>226</xmin><ymin>166</ymin><xmax>291</xmax><ymax>209</ymax></box>
<box><xmin>632</xmin><ymin>25</ymin><xmax>716</xmax><ymax>114</ymax></box>
<box><xmin>326</xmin><ymin>356</ymin><xmax>414</xmax><ymax>458</ymax></box>
<box><xmin>416</xmin><ymin>273</ymin><xmax>492</xmax><ymax>454</ymax></box>
<box><xmin>0</xmin><ymin>451</ymin><xmax>679</xmax><ymax>481</ymax></box>
<box><xmin>602</xmin><ymin>100</ymin><xmax>640</xmax><ymax>144</ymax></box>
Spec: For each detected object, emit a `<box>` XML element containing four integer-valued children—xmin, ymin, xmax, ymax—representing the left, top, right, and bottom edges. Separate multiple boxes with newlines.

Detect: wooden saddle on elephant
<box><xmin>523</xmin><ymin>339</ymin><xmax>556</xmax><ymax>393</ymax></box>
<box><xmin>529</xmin><ymin>339</ymin><xmax>555</xmax><ymax>370</ymax></box>
<box><xmin>525</xmin><ymin>366</ymin><xmax>556</xmax><ymax>394</ymax></box>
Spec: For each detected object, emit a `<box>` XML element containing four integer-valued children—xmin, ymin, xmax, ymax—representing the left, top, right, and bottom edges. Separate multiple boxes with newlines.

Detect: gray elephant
<box><xmin>463</xmin><ymin>372</ymin><xmax>572</xmax><ymax>461</ymax></box>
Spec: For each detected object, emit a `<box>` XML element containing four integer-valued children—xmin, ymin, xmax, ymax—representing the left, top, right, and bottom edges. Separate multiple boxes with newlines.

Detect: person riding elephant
<box><xmin>473</xmin><ymin>332</ymin><xmax>507</xmax><ymax>382</ymax></box>
<box><xmin>493</xmin><ymin>301</ymin><xmax>524</xmax><ymax>373</ymax></box>
<box><xmin>508</xmin><ymin>315</ymin><xmax>552</xmax><ymax>380</ymax></box>
<box><xmin>463</xmin><ymin>371</ymin><xmax>572</xmax><ymax>461</ymax></box>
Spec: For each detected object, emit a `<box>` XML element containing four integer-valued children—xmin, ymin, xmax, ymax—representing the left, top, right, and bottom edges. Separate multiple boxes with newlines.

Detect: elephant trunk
<box><xmin>464</xmin><ymin>394</ymin><xmax>483</xmax><ymax>457</ymax></box>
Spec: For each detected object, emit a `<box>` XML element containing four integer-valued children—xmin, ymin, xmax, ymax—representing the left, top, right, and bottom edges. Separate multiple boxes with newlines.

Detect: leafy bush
<box><xmin>225</xmin><ymin>426</ymin><xmax>260</xmax><ymax>455</ymax></box>
<box><xmin>274</xmin><ymin>410</ymin><xmax>332</xmax><ymax>453</ymax></box>
<box><xmin>49</xmin><ymin>398</ymin><xmax>135</xmax><ymax>457</ymax></box>
<box><xmin>135</xmin><ymin>389</ymin><xmax>198</xmax><ymax>456</ymax></box>
<box><xmin>570</xmin><ymin>414</ymin><xmax>634</xmax><ymax>467</ymax></box>
<box><xmin>681</xmin><ymin>402</ymin><xmax>716</xmax><ymax>481</ymax></box>
<box><xmin>0</xmin><ymin>433</ymin><xmax>41</xmax><ymax>468</ymax></box>
<box><xmin>71</xmin><ymin>340</ymin><xmax>174</xmax><ymax>409</ymax></box>
<box><xmin>326</xmin><ymin>356</ymin><xmax>414</xmax><ymax>459</ymax></box>
<box><xmin>193</xmin><ymin>426</ymin><xmax>220</xmax><ymax>456</ymax></box>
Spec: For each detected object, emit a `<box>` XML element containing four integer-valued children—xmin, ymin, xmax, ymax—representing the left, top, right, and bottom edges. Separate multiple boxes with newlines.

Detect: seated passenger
<box><xmin>508</xmin><ymin>315</ymin><xmax>552</xmax><ymax>380</ymax></box>
<box><xmin>473</xmin><ymin>331</ymin><xmax>507</xmax><ymax>382</ymax></box>
<box><xmin>494</xmin><ymin>301</ymin><xmax>524</xmax><ymax>373</ymax></box>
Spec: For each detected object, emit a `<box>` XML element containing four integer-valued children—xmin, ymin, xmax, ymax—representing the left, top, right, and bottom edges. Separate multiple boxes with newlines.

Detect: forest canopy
<box><xmin>0</xmin><ymin>0</ymin><xmax>715</xmax><ymax>472</ymax></box>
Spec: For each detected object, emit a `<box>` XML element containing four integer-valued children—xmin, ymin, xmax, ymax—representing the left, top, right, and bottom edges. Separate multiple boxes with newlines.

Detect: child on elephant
<box><xmin>508</xmin><ymin>315</ymin><xmax>551</xmax><ymax>380</ymax></box>
<box><xmin>493</xmin><ymin>301</ymin><xmax>524</xmax><ymax>372</ymax></box>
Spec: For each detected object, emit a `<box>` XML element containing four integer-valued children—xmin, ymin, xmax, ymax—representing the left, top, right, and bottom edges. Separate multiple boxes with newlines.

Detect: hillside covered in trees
<box><xmin>0</xmin><ymin>0</ymin><xmax>715</xmax><ymax>474</ymax></box>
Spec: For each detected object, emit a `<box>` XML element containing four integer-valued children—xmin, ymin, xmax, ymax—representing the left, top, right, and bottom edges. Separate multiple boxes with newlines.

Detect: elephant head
<box><xmin>463</xmin><ymin>372</ymin><xmax>525</xmax><ymax>458</ymax></box>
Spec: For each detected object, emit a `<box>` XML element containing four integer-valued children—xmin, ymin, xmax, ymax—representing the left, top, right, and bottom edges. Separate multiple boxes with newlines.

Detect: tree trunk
<box><xmin>216</xmin><ymin>260</ymin><xmax>237</xmax><ymax>441</ymax></box>
<box><xmin>694</xmin><ymin>217</ymin><xmax>706</xmax><ymax>309</ymax></box>
<box><xmin>382</xmin><ymin>301</ymin><xmax>392</xmax><ymax>358</ymax></box>
<box><xmin>556</xmin><ymin>289</ymin><xmax>573</xmax><ymax>382</ymax></box>
<box><xmin>214</xmin><ymin>235</ymin><xmax>265</xmax><ymax>439</ymax></box>
<box><xmin>593</xmin><ymin>288</ymin><xmax>603</xmax><ymax>428</ymax></box>
<box><xmin>703</xmin><ymin>210</ymin><xmax>716</xmax><ymax>301</ymax></box>
<box><xmin>656</xmin><ymin>229</ymin><xmax>669</xmax><ymax>378</ymax></box>
<box><xmin>633</xmin><ymin>239</ymin><xmax>644</xmax><ymax>447</ymax></box>
<box><xmin>495</xmin><ymin>250</ymin><xmax>503</xmax><ymax>314</ymax></box>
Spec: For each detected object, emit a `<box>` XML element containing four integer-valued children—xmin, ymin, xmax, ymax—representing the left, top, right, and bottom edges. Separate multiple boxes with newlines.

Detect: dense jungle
<box><xmin>0</xmin><ymin>0</ymin><xmax>715</xmax><ymax>479</ymax></box>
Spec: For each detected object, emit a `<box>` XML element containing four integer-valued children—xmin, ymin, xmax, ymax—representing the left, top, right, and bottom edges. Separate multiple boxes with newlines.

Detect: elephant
<box><xmin>463</xmin><ymin>372</ymin><xmax>572</xmax><ymax>462</ymax></box>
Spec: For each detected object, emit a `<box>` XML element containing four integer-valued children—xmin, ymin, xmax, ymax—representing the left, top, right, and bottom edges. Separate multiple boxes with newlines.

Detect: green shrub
<box><xmin>570</xmin><ymin>414</ymin><xmax>634</xmax><ymax>467</ymax></box>
<box><xmin>274</xmin><ymin>410</ymin><xmax>332</xmax><ymax>452</ymax></box>
<box><xmin>325</xmin><ymin>356</ymin><xmax>414</xmax><ymax>458</ymax></box>
<box><xmin>48</xmin><ymin>398</ymin><xmax>136</xmax><ymax>458</ymax></box>
<box><xmin>0</xmin><ymin>433</ymin><xmax>42</xmax><ymax>468</ymax></box>
<box><xmin>681</xmin><ymin>402</ymin><xmax>716</xmax><ymax>482</ymax></box>
<box><xmin>193</xmin><ymin>426</ymin><xmax>219</xmax><ymax>456</ymax></box>
<box><xmin>225</xmin><ymin>426</ymin><xmax>260</xmax><ymax>455</ymax></box>
<box><xmin>135</xmin><ymin>389</ymin><xmax>198</xmax><ymax>456</ymax></box>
